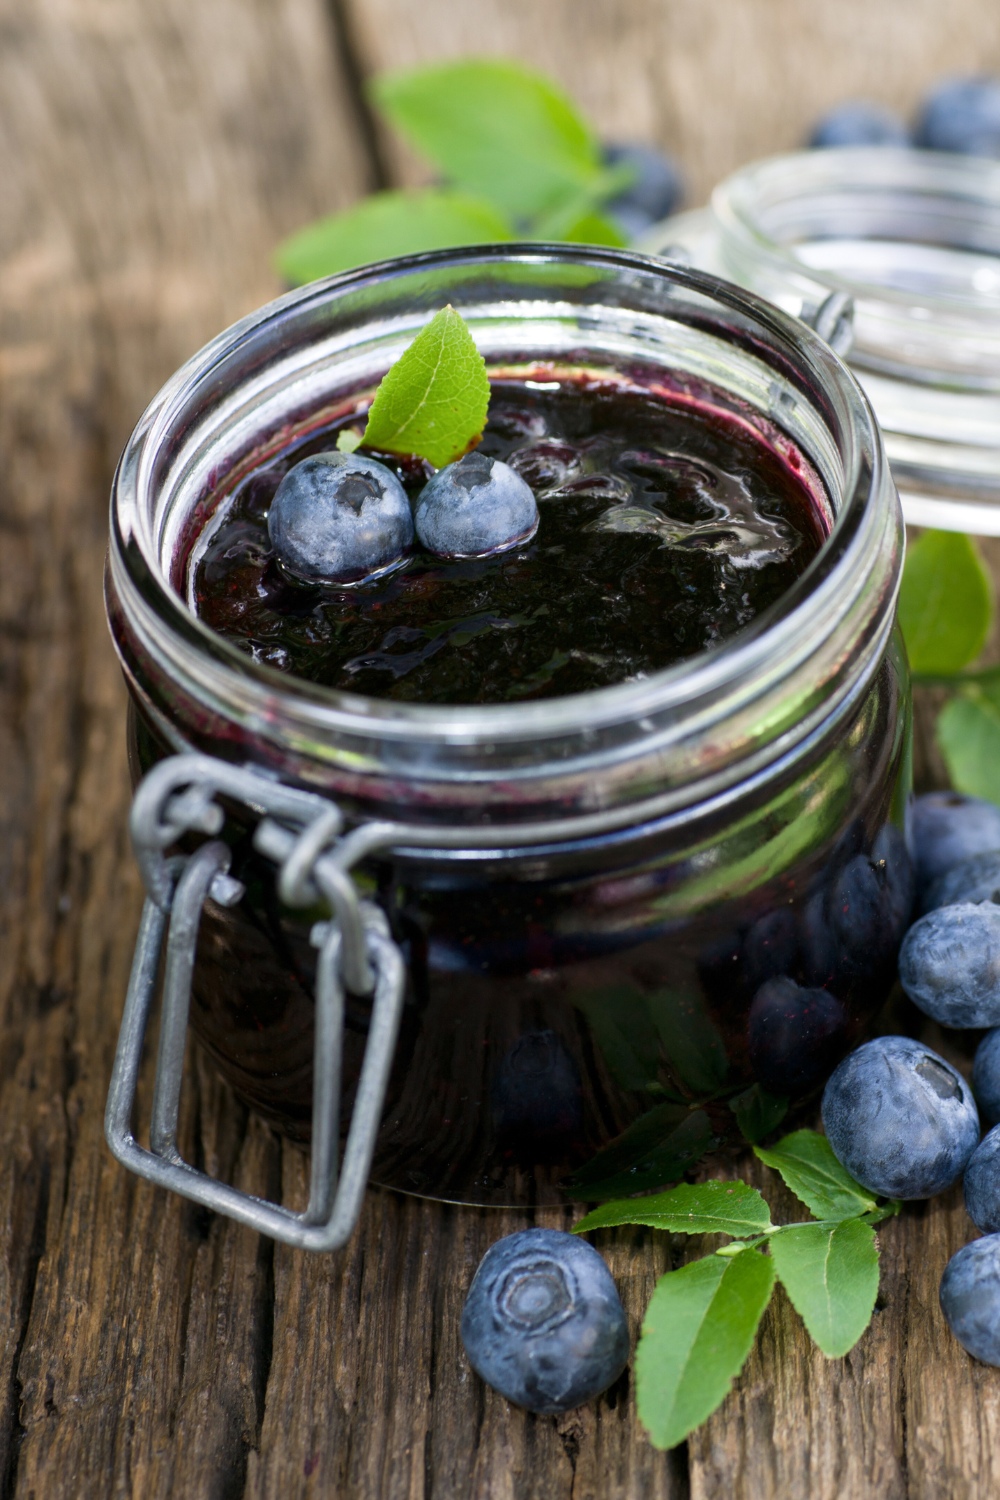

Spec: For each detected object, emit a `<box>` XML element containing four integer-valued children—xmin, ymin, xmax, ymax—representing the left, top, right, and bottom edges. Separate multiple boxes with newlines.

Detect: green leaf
<box><xmin>646</xmin><ymin>989</ymin><xmax>728</xmax><ymax>1095</ymax></box>
<box><xmin>898</xmin><ymin>529</ymin><xmax>993</xmax><ymax>675</ymax></box>
<box><xmin>938</xmin><ymin>685</ymin><xmax>1000</xmax><ymax>806</ymax></box>
<box><xmin>359</xmin><ymin>305</ymin><xmax>490</xmax><ymax>469</ymax></box>
<box><xmin>274</xmin><ymin>188</ymin><xmax>511</xmax><ymax>284</ymax></box>
<box><xmin>573</xmin><ymin>985</ymin><xmax>662</xmax><ymax>1092</ymax></box>
<box><xmin>754</xmin><ymin>1130</ymin><xmax>877</xmax><ymax>1220</ymax></box>
<box><xmin>569</xmin><ymin>1107</ymin><xmax>716</xmax><ymax>1201</ymax></box>
<box><xmin>336</xmin><ymin>428</ymin><xmax>363</xmax><ymax>453</ymax></box>
<box><xmin>636</xmin><ymin>1248</ymin><xmax>775</xmax><ymax>1449</ymax></box>
<box><xmin>372</xmin><ymin>59</ymin><xmax>604</xmax><ymax>223</ymax></box>
<box><xmin>728</xmin><ymin>1084</ymin><xmax>789</xmax><ymax>1145</ymax></box>
<box><xmin>573</xmin><ymin>1179</ymin><xmax>772</xmax><ymax>1237</ymax></box>
<box><xmin>769</xmin><ymin>1218</ymin><xmax>879</xmax><ymax>1357</ymax></box>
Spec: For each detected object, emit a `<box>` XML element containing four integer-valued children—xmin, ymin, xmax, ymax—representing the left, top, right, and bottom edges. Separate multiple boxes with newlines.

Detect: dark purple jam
<box><xmin>192</xmin><ymin>370</ymin><xmax>828</xmax><ymax>704</ymax></box>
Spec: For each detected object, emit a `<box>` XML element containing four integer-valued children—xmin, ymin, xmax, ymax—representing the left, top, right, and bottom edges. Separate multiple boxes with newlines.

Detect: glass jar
<box><xmin>644</xmin><ymin>148</ymin><xmax>1000</xmax><ymax>535</ymax></box>
<box><xmin>105</xmin><ymin>245</ymin><xmax>908</xmax><ymax>1231</ymax></box>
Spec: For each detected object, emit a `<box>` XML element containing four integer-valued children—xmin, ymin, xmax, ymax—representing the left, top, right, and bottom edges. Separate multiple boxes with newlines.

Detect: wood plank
<box><xmin>2</xmin><ymin>1</ymin><xmax>1000</xmax><ymax>1496</ymax></box>
<box><xmin>344</xmin><ymin>0</ymin><xmax>1000</xmax><ymax>206</ymax></box>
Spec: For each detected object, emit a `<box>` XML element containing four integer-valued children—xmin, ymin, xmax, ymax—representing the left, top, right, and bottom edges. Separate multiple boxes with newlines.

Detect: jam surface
<box><xmin>192</xmin><ymin>373</ymin><xmax>828</xmax><ymax>705</ymax></box>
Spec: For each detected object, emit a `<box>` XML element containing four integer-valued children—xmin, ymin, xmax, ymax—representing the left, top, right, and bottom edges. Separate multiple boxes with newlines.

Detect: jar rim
<box><xmin>108</xmin><ymin>243</ymin><xmax>900</xmax><ymax>815</ymax></box>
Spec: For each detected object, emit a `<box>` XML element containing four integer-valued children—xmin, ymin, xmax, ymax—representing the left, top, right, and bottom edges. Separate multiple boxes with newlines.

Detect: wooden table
<box><xmin>4</xmin><ymin>3</ymin><xmax>1000</xmax><ymax>1494</ymax></box>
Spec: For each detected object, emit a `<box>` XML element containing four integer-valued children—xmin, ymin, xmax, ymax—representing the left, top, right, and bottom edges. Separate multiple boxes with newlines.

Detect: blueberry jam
<box><xmin>192</xmin><ymin>371</ymin><xmax>828</xmax><ymax>705</ymax></box>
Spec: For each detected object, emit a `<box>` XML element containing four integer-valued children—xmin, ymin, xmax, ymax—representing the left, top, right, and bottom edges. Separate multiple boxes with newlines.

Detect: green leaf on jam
<box><xmin>372</xmin><ymin>59</ymin><xmax>611</xmax><ymax>224</ymax></box>
<box><xmin>275</xmin><ymin>189</ymin><xmax>512</xmax><ymax>284</ymax></box>
<box><xmin>899</xmin><ymin>529</ymin><xmax>993</xmax><ymax>676</ymax></box>
<box><xmin>938</xmin><ymin>683</ymin><xmax>1000</xmax><ymax>804</ymax></box>
<box><xmin>359</xmin><ymin>305</ymin><xmax>491</xmax><ymax>469</ymax></box>
<box><xmin>636</xmin><ymin>1248</ymin><xmax>775</xmax><ymax>1450</ymax></box>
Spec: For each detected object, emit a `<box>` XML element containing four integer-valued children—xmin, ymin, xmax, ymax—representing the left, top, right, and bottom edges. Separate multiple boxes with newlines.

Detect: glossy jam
<box><xmin>192</xmin><ymin>373</ymin><xmax>827</xmax><ymax>705</ymax></box>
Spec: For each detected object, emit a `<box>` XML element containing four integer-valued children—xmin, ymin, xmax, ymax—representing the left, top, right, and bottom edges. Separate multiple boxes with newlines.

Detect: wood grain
<box><xmin>2</xmin><ymin>0</ymin><xmax>1000</xmax><ymax>1496</ymax></box>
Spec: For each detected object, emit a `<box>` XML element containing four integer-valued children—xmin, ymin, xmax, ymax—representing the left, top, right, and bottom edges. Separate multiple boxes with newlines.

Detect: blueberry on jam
<box><xmin>193</xmin><ymin>372</ymin><xmax>827</xmax><ymax>705</ymax></box>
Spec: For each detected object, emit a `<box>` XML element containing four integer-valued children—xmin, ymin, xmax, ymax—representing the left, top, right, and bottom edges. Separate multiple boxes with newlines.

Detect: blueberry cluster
<box><xmin>268</xmin><ymin>448</ymin><xmax>538</xmax><ymax>584</ymax></box>
<box><xmin>809</xmin><ymin>77</ymin><xmax>1000</xmax><ymax>157</ymax></box>
<box><xmin>819</xmin><ymin>792</ymin><xmax>1000</xmax><ymax>1365</ymax></box>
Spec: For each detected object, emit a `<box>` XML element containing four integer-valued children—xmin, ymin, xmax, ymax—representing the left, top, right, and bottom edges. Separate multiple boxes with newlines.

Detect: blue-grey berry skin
<box><xmin>916</xmin><ymin>77</ymin><xmax>1000</xmax><ymax>157</ymax></box>
<box><xmin>911</xmin><ymin>792</ymin><xmax>1000</xmax><ymax>898</ymax></box>
<box><xmin>415</xmin><ymin>451</ymin><xmax>538</xmax><ymax>559</ymax></box>
<box><xmin>460</xmin><ymin>1229</ymin><xmax>629</xmax><ymax>1414</ymax></box>
<box><xmin>924</xmin><ymin>849</ymin><xmax>1000</xmax><ymax>915</ymax></box>
<box><xmin>821</xmin><ymin>1036</ymin><xmax>980</xmax><ymax>1199</ymax></box>
<box><xmin>808</xmin><ymin>101</ymin><xmax>910</xmax><ymax>148</ymax></box>
<box><xmin>964</xmin><ymin>1127</ymin><xmax>1000</xmax><ymax>1233</ymax></box>
<box><xmin>603</xmin><ymin>142</ymin><xmax>682</xmax><ymax>238</ymax></box>
<box><xmin>267</xmin><ymin>451</ymin><xmax>413</xmax><ymax>584</ymax></box>
<box><xmin>940</xmin><ymin>1236</ymin><xmax>1000</xmax><ymax>1365</ymax></box>
<box><xmin>899</xmin><ymin>903</ymin><xmax>1000</xmax><ymax>1028</ymax></box>
<box><xmin>973</xmin><ymin>1029</ymin><xmax>1000</xmax><ymax>1128</ymax></box>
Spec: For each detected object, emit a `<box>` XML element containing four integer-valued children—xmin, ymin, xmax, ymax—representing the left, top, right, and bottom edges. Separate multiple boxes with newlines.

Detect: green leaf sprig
<box><xmin>341</xmin><ymin>304</ymin><xmax>490</xmax><ymax>468</ymax></box>
<box><xmin>276</xmin><ymin>58</ymin><xmax>633</xmax><ymax>283</ymax></box>
<box><xmin>573</xmin><ymin>1129</ymin><xmax>900</xmax><ymax>1450</ymax></box>
<box><xmin>898</xmin><ymin>528</ymin><xmax>1000</xmax><ymax>802</ymax></box>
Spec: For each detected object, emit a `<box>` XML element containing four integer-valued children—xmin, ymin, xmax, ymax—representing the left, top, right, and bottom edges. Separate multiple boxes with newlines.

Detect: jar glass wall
<box><xmin>645</xmin><ymin>148</ymin><xmax>1000</xmax><ymax>536</ymax></box>
<box><xmin>107</xmin><ymin>245</ymin><xmax>909</xmax><ymax>1206</ymax></box>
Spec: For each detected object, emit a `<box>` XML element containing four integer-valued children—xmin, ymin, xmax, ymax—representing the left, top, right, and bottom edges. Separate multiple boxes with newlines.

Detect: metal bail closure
<box><xmin>105</xmin><ymin>753</ymin><xmax>406</xmax><ymax>1250</ymax></box>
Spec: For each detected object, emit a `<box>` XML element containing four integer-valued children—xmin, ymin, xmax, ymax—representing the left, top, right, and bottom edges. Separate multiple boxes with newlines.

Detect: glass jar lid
<box><xmin>642</xmin><ymin>148</ymin><xmax>1000</xmax><ymax>535</ymax></box>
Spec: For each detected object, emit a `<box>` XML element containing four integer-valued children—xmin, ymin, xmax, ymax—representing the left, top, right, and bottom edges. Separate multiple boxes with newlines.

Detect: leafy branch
<box><xmin>276</xmin><ymin>58</ymin><xmax>632</xmax><ymax>283</ymax></box>
<box><xmin>573</xmin><ymin>1129</ymin><xmax>900</xmax><ymax>1449</ymax></box>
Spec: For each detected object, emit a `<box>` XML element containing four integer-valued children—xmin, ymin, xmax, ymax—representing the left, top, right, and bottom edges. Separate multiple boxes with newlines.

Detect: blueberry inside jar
<box><xmin>108</xmin><ymin>247</ymin><xmax>910</xmax><ymax>1206</ymax></box>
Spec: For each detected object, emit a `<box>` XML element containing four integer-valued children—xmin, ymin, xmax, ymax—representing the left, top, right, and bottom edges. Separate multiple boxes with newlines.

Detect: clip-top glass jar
<box><xmin>105</xmin><ymin>245</ymin><xmax>909</xmax><ymax>1249</ymax></box>
<box><xmin>645</xmin><ymin>147</ymin><xmax>1000</xmax><ymax>535</ymax></box>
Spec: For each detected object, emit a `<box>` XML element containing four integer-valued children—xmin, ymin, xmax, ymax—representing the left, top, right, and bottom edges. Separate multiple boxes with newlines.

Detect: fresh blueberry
<box><xmin>924</xmin><ymin>849</ymin><xmax>1000</xmax><ymax>914</ymax></box>
<box><xmin>964</xmin><ymin>1126</ymin><xmax>1000</xmax><ymax>1233</ymax></box>
<box><xmin>415</xmin><ymin>451</ymin><xmax>538</xmax><ymax>559</ymax></box>
<box><xmin>800</xmin><ymin>825</ymin><xmax>913</xmax><ymax>988</ymax></box>
<box><xmin>747</xmin><ymin>976</ymin><xmax>848</xmax><ymax>1095</ymax></box>
<box><xmin>267</xmin><ymin>451</ymin><xmax>413</xmax><ymax>584</ymax></box>
<box><xmin>821</xmin><ymin>1036</ymin><xmax>980</xmax><ymax>1199</ymax></box>
<box><xmin>602</xmin><ymin>142</ymin><xmax>683</xmax><ymax>238</ymax></box>
<box><xmin>742</xmin><ymin>908</ymin><xmax>799</xmax><ymax>992</ymax></box>
<box><xmin>808</xmin><ymin>101</ymin><xmax>910</xmax><ymax>148</ymax></box>
<box><xmin>460</xmin><ymin>1228</ymin><xmax>629</xmax><ymax>1414</ymax></box>
<box><xmin>916</xmin><ymin>77</ymin><xmax>1000</xmax><ymax>157</ymax></box>
<box><xmin>940</xmin><ymin>1235</ymin><xmax>1000</xmax><ymax>1364</ymax></box>
<box><xmin>910</xmin><ymin>792</ymin><xmax>1000</xmax><ymax>898</ymax></box>
<box><xmin>973</xmin><ymin>1028</ymin><xmax>1000</xmax><ymax>1127</ymax></box>
<box><xmin>899</xmin><ymin>903</ymin><xmax>1000</xmax><ymax>1028</ymax></box>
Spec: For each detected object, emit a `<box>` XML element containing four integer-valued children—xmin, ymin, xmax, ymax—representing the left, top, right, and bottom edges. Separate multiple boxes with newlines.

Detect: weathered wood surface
<box><xmin>2</xmin><ymin>2</ymin><xmax>1000</xmax><ymax>1496</ymax></box>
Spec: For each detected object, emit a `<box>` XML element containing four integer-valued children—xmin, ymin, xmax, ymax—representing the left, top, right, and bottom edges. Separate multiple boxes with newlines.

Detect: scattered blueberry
<box><xmin>940</xmin><ymin>1235</ymin><xmax>1000</xmax><ymax>1365</ymax></box>
<box><xmin>915</xmin><ymin>76</ymin><xmax>1000</xmax><ymax>157</ymax></box>
<box><xmin>910</xmin><ymin>792</ymin><xmax>1000</xmax><ymax>898</ymax></box>
<box><xmin>415</xmin><ymin>451</ymin><xmax>538</xmax><ymax>559</ymax></box>
<box><xmin>808</xmin><ymin>100</ymin><xmax>910</xmax><ymax>148</ymax></box>
<box><xmin>924</xmin><ymin>848</ymin><xmax>1000</xmax><ymax>914</ymax></box>
<box><xmin>899</xmin><ymin>902</ymin><xmax>1000</xmax><ymax>1027</ymax></box>
<box><xmin>742</xmin><ymin>907</ymin><xmax>799</xmax><ymax>992</ymax></box>
<box><xmin>821</xmin><ymin>1036</ymin><xmax>979</xmax><ymax>1199</ymax></box>
<box><xmin>973</xmin><ymin>1028</ymin><xmax>1000</xmax><ymax>1127</ymax></box>
<box><xmin>964</xmin><ymin>1126</ymin><xmax>1000</xmax><ymax>1233</ymax></box>
<box><xmin>602</xmin><ymin>142</ymin><xmax>683</xmax><ymax>239</ymax></box>
<box><xmin>267</xmin><ymin>451</ymin><xmax>413</xmax><ymax>584</ymax></box>
<box><xmin>460</xmin><ymin>1228</ymin><xmax>629</xmax><ymax>1414</ymax></box>
<box><xmin>747</xmin><ymin>976</ymin><xmax>847</xmax><ymax>1095</ymax></box>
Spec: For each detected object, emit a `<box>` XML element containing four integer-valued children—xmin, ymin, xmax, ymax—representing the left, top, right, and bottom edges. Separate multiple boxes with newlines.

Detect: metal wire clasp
<box><xmin>105</xmin><ymin>753</ymin><xmax>406</xmax><ymax>1250</ymax></box>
